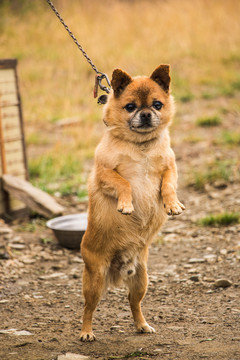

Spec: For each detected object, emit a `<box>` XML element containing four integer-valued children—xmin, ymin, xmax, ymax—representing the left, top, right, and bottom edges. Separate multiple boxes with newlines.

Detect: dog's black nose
<box><xmin>140</xmin><ymin>111</ymin><xmax>152</xmax><ymax>126</ymax></box>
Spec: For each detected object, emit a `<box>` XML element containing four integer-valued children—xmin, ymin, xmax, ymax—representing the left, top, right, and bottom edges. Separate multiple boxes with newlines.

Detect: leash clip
<box><xmin>93</xmin><ymin>73</ymin><xmax>111</xmax><ymax>98</ymax></box>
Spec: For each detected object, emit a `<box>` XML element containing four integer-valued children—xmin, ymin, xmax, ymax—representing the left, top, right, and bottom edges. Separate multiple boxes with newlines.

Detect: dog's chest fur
<box><xmin>117</xmin><ymin>152</ymin><xmax>163</xmax><ymax>208</ymax></box>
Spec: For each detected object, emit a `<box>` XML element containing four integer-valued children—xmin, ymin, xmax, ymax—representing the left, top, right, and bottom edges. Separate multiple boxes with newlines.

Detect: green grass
<box><xmin>222</xmin><ymin>52</ymin><xmax>240</xmax><ymax>65</ymax></box>
<box><xmin>196</xmin><ymin>115</ymin><xmax>222</xmax><ymax>127</ymax></box>
<box><xmin>40</xmin><ymin>237</ymin><xmax>53</xmax><ymax>245</ymax></box>
<box><xmin>231</xmin><ymin>79</ymin><xmax>240</xmax><ymax>91</ymax></box>
<box><xmin>28</xmin><ymin>150</ymin><xmax>86</xmax><ymax>195</ymax></box>
<box><xmin>193</xmin><ymin>160</ymin><xmax>234</xmax><ymax>190</ymax></box>
<box><xmin>198</xmin><ymin>212</ymin><xmax>240</xmax><ymax>226</ymax></box>
<box><xmin>179</xmin><ymin>92</ymin><xmax>195</xmax><ymax>103</ymax></box>
<box><xmin>220</xmin><ymin>86</ymin><xmax>235</xmax><ymax>97</ymax></box>
<box><xmin>217</xmin><ymin>131</ymin><xmax>240</xmax><ymax>146</ymax></box>
<box><xmin>183</xmin><ymin>135</ymin><xmax>203</xmax><ymax>144</ymax></box>
<box><xmin>219</xmin><ymin>79</ymin><xmax>240</xmax><ymax>97</ymax></box>
<box><xmin>26</xmin><ymin>132</ymin><xmax>51</xmax><ymax>146</ymax></box>
<box><xmin>200</xmin><ymin>78</ymin><xmax>240</xmax><ymax>99</ymax></box>
<box><xmin>16</xmin><ymin>218</ymin><xmax>46</xmax><ymax>232</ymax></box>
<box><xmin>29</xmin><ymin>153</ymin><xmax>82</xmax><ymax>180</ymax></box>
<box><xmin>201</xmin><ymin>91</ymin><xmax>218</xmax><ymax>100</ymax></box>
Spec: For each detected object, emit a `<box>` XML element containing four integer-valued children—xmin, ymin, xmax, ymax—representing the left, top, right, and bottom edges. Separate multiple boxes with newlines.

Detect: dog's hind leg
<box><xmin>128</xmin><ymin>262</ymin><xmax>155</xmax><ymax>334</ymax></box>
<box><xmin>80</xmin><ymin>262</ymin><xmax>106</xmax><ymax>342</ymax></box>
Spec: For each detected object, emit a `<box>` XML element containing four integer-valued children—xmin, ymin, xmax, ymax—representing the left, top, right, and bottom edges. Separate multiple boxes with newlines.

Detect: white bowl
<box><xmin>46</xmin><ymin>213</ymin><xmax>88</xmax><ymax>249</ymax></box>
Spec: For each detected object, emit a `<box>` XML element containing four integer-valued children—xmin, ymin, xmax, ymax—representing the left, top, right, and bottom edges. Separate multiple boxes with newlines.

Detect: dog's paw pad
<box><xmin>117</xmin><ymin>202</ymin><xmax>134</xmax><ymax>215</ymax></box>
<box><xmin>164</xmin><ymin>200</ymin><xmax>185</xmax><ymax>216</ymax></box>
<box><xmin>80</xmin><ymin>332</ymin><xmax>96</xmax><ymax>342</ymax></box>
<box><xmin>137</xmin><ymin>323</ymin><xmax>156</xmax><ymax>334</ymax></box>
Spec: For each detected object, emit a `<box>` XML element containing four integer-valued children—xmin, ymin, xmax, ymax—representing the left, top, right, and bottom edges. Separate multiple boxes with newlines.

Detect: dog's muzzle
<box><xmin>129</xmin><ymin>110</ymin><xmax>160</xmax><ymax>132</ymax></box>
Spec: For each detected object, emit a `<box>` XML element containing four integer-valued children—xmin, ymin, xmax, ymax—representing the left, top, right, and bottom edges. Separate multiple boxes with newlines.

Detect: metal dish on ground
<box><xmin>46</xmin><ymin>213</ymin><xmax>88</xmax><ymax>249</ymax></box>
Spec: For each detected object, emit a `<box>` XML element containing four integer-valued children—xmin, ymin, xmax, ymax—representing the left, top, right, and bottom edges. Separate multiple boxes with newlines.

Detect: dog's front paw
<box><xmin>80</xmin><ymin>331</ymin><xmax>96</xmax><ymax>342</ymax></box>
<box><xmin>137</xmin><ymin>323</ymin><xmax>156</xmax><ymax>334</ymax></box>
<box><xmin>163</xmin><ymin>197</ymin><xmax>185</xmax><ymax>216</ymax></box>
<box><xmin>117</xmin><ymin>200</ymin><xmax>134</xmax><ymax>215</ymax></box>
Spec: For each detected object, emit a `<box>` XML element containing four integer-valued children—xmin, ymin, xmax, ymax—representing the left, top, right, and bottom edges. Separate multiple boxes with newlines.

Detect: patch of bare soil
<box><xmin>0</xmin><ymin>97</ymin><xmax>240</xmax><ymax>360</ymax></box>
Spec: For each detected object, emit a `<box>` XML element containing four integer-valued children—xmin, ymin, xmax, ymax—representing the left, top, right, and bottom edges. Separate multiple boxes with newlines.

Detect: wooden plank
<box><xmin>2</xmin><ymin>174</ymin><xmax>64</xmax><ymax>218</ymax></box>
<box><xmin>0</xmin><ymin>59</ymin><xmax>17</xmax><ymax>69</ymax></box>
<box><xmin>0</xmin><ymin>58</ymin><xmax>28</xmax><ymax>215</ymax></box>
<box><xmin>0</xmin><ymin>94</ymin><xmax>7</xmax><ymax>174</ymax></box>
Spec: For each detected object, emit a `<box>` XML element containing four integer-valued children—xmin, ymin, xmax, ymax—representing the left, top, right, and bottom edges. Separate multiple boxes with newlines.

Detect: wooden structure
<box><xmin>0</xmin><ymin>59</ymin><xmax>28</xmax><ymax>215</ymax></box>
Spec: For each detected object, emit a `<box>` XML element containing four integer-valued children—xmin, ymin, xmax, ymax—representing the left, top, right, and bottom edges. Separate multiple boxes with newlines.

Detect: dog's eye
<box><xmin>124</xmin><ymin>103</ymin><xmax>137</xmax><ymax>112</ymax></box>
<box><xmin>153</xmin><ymin>101</ymin><xmax>163</xmax><ymax>110</ymax></box>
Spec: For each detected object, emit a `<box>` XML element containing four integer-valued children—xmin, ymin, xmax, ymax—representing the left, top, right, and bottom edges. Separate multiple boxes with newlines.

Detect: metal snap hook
<box><xmin>94</xmin><ymin>73</ymin><xmax>111</xmax><ymax>98</ymax></box>
<box><xmin>97</xmin><ymin>73</ymin><xmax>111</xmax><ymax>94</ymax></box>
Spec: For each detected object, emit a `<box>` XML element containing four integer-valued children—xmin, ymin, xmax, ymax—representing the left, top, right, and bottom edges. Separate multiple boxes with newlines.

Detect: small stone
<box><xmin>188</xmin><ymin>268</ymin><xmax>198</xmax><ymax>274</ymax></box>
<box><xmin>164</xmin><ymin>264</ymin><xmax>177</xmax><ymax>275</ymax></box>
<box><xmin>0</xmin><ymin>252</ymin><xmax>10</xmax><ymax>260</ymax></box>
<box><xmin>9</xmin><ymin>244</ymin><xmax>26</xmax><ymax>250</ymax></box>
<box><xmin>72</xmin><ymin>256</ymin><xmax>84</xmax><ymax>264</ymax></box>
<box><xmin>232</xmin><ymin>309</ymin><xmax>240</xmax><ymax>314</ymax></box>
<box><xmin>33</xmin><ymin>295</ymin><xmax>43</xmax><ymax>299</ymax></box>
<box><xmin>214</xmin><ymin>279</ymin><xmax>232</xmax><ymax>288</ymax></box>
<box><xmin>0</xmin><ymin>299</ymin><xmax>9</xmax><ymax>304</ymax></box>
<box><xmin>189</xmin><ymin>275</ymin><xmax>200</xmax><ymax>282</ymax></box>
<box><xmin>22</xmin><ymin>258</ymin><xmax>36</xmax><ymax>265</ymax></box>
<box><xmin>208</xmin><ymin>191</ymin><xmax>220</xmax><ymax>199</ymax></box>
<box><xmin>189</xmin><ymin>258</ymin><xmax>205</xmax><ymax>264</ymax></box>
<box><xmin>167</xmin><ymin>326</ymin><xmax>184</xmax><ymax>331</ymax></box>
<box><xmin>58</xmin><ymin>353</ymin><xmax>89</xmax><ymax>360</ymax></box>
<box><xmin>0</xmin><ymin>329</ymin><xmax>33</xmax><ymax>336</ymax></box>
<box><xmin>191</xmin><ymin>231</ymin><xmax>199</xmax><ymax>238</ymax></box>
<box><xmin>206</xmin><ymin>247</ymin><xmax>213</xmax><ymax>252</ymax></box>
<box><xmin>149</xmin><ymin>275</ymin><xmax>158</xmax><ymax>283</ymax></box>
<box><xmin>3</xmin><ymin>233</ymin><xmax>13</xmax><ymax>240</ymax></box>
<box><xmin>12</xmin><ymin>236</ymin><xmax>23</xmax><ymax>243</ymax></box>
<box><xmin>204</xmin><ymin>254</ymin><xmax>217</xmax><ymax>263</ymax></box>
<box><xmin>0</xmin><ymin>226</ymin><xmax>12</xmax><ymax>235</ymax></box>
<box><xmin>14</xmin><ymin>330</ymin><xmax>33</xmax><ymax>336</ymax></box>
<box><xmin>177</xmin><ymin>339</ymin><xmax>191</xmax><ymax>345</ymax></box>
<box><xmin>39</xmin><ymin>272</ymin><xmax>67</xmax><ymax>280</ymax></box>
<box><xmin>213</xmin><ymin>180</ymin><xmax>227</xmax><ymax>189</ymax></box>
<box><xmin>220</xmin><ymin>249</ymin><xmax>227</xmax><ymax>256</ymax></box>
<box><xmin>110</xmin><ymin>325</ymin><xmax>121</xmax><ymax>330</ymax></box>
<box><xmin>204</xmin><ymin>277</ymin><xmax>215</xmax><ymax>283</ymax></box>
<box><xmin>40</xmin><ymin>251</ymin><xmax>54</xmax><ymax>261</ymax></box>
<box><xmin>164</xmin><ymin>233</ymin><xmax>178</xmax><ymax>242</ymax></box>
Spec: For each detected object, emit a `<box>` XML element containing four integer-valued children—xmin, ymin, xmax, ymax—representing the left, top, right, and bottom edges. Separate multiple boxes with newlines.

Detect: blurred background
<box><xmin>1</xmin><ymin>0</ymin><xmax>239</xmax><ymax>206</ymax></box>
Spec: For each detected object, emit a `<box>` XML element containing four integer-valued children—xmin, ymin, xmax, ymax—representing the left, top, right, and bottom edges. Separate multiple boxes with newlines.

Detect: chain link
<box><xmin>45</xmin><ymin>0</ymin><xmax>111</xmax><ymax>94</ymax></box>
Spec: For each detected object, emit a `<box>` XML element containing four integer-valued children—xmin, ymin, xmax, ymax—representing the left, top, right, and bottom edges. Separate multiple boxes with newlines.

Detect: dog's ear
<box><xmin>150</xmin><ymin>65</ymin><xmax>171</xmax><ymax>93</ymax></box>
<box><xmin>111</xmin><ymin>69</ymin><xmax>132</xmax><ymax>97</ymax></box>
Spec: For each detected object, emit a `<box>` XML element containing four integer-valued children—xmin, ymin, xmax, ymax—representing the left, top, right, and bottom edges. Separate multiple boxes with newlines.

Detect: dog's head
<box><xmin>103</xmin><ymin>65</ymin><xmax>174</xmax><ymax>143</ymax></box>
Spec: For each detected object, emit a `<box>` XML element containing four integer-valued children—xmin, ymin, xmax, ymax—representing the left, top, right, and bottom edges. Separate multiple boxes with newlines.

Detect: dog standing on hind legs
<box><xmin>80</xmin><ymin>64</ymin><xmax>185</xmax><ymax>342</ymax></box>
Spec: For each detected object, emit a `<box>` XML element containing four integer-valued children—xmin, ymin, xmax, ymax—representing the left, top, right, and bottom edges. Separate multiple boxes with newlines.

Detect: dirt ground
<box><xmin>0</xmin><ymin>97</ymin><xmax>240</xmax><ymax>360</ymax></box>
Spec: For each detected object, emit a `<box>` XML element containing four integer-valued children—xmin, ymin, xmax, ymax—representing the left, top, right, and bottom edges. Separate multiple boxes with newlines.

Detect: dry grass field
<box><xmin>1</xmin><ymin>0</ymin><xmax>240</xmax><ymax>194</ymax></box>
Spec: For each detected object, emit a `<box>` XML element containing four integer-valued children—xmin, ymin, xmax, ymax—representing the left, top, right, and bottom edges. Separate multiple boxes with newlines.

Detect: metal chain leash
<box><xmin>45</xmin><ymin>0</ymin><xmax>111</xmax><ymax>95</ymax></box>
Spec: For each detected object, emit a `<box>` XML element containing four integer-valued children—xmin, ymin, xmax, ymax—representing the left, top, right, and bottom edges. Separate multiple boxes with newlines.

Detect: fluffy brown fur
<box><xmin>80</xmin><ymin>65</ymin><xmax>185</xmax><ymax>342</ymax></box>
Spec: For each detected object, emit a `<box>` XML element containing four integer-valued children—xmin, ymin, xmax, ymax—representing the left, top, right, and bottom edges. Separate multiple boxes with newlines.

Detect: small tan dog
<box><xmin>80</xmin><ymin>65</ymin><xmax>185</xmax><ymax>342</ymax></box>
